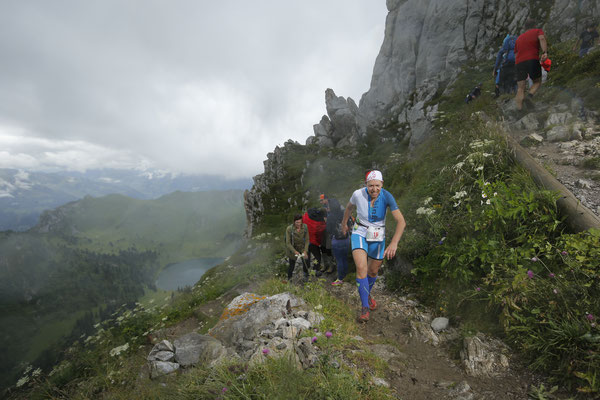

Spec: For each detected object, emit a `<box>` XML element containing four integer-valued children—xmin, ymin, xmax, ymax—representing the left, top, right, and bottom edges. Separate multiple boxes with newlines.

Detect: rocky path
<box><xmin>499</xmin><ymin>98</ymin><xmax>600</xmax><ymax>218</ymax></box>
<box><xmin>325</xmin><ymin>276</ymin><xmax>536</xmax><ymax>399</ymax></box>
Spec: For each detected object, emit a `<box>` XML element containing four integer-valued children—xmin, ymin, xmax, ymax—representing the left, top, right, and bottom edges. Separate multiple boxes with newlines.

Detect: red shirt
<box><xmin>302</xmin><ymin>212</ymin><xmax>326</xmax><ymax>246</ymax></box>
<box><xmin>515</xmin><ymin>28</ymin><xmax>544</xmax><ymax>64</ymax></box>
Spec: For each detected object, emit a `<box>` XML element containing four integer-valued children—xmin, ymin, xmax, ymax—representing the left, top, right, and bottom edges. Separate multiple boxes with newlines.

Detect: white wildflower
<box><xmin>452</xmin><ymin>191</ymin><xmax>467</xmax><ymax>200</ymax></box>
<box><xmin>475</xmin><ymin>166</ymin><xmax>484</xmax><ymax>171</ymax></box>
<box><xmin>453</xmin><ymin>161</ymin><xmax>465</xmax><ymax>171</ymax></box>
<box><xmin>162</xmin><ymin>316</ymin><xmax>168</xmax><ymax>321</ymax></box>
<box><xmin>493</xmin><ymin>192</ymin><xmax>498</xmax><ymax>196</ymax></box>
<box><xmin>482</xmin><ymin>193</ymin><xmax>487</xmax><ymax>198</ymax></box>
<box><xmin>32</xmin><ymin>368</ymin><xmax>42</xmax><ymax>377</ymax></box>
<box><xmin>482</xmin><ymin>153</ymin><xmax>492</xmax><ymax>157</ymax></box>
<box><xmin>423</xmin><ymin>197</ymin><xmax>433</xmax><ymax>205</ymax></box>
<box><xmin>486</xmin><ymin>199</ymin><xmax>491</xmax><ymax>205</ymax></box>
<box><xmin>453</xmin><ymin>201</ymin><xmax>462</xmax><ymax>208</ymax></box>
<box><xmin>15</xmin><ymin>376</ymin><xmax>29</xmax><ymax>388</ymax></box>
<box><xmin>109</xmin><ymin>343</ymin><xmax>130</xmax><ymax>357</ymax></box>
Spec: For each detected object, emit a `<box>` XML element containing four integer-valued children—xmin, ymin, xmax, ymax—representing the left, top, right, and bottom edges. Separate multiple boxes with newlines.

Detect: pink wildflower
<box><xmin>262</xmin><ymin>348</ymin><xmax>270</xmax><ymax>355</ymax></box>
<box><xmin>531</xmin><ymin>257</ymin><xmax>538</xmax><ymax>262</ymax></box>
<box><xmin>553</xmin><ymin>289</ymin><xmax>558</xmax><ymax>294</ymax></box>
<box><xmin>311</xmin><ymin>336</ymin><xmax>318</xmax><ymax>343</ymax></box>
<box><xmin>548</xmin><ymin>273</ymin><xmax>555</xmax><ymax>278</ymax></box>
<box><xmin>587</xmin><ymin>314</ymin><xmax>595</xmax><ymax>321</ymax></box>
<box><xmin>222</xmin><ymin>387</ymin><xmax>228</xmax><ymax>393</ymax></box>
<box><xmin>325</xmin><ymin>331</ymin><xmax>332</xmax><ymax>338</ymax></box>
<box><xmin>476</xmin><ymin>287</ymin><xmax>481</xmax><ymax>292</ymax></box>
<box><xmin>561</xmin><ymin>251</ymin><xmax>568</xmax><ymax>256</ymax></box>
<box><xmin>527</xmin><ymin>270</ymin><xmax>534</xmax><ymax>279</ymax></box>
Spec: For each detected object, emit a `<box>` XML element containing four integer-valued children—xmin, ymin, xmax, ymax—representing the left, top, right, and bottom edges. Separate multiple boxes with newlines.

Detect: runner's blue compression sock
<box><xmin>367</xmin><ymin>275</ymin><xmax>377</xmax><ymax>293</ymax></box>
<box><xmin>356</xmin><ymin>277</ymin><xmax>370</xmax><ymax>308</ymax></box>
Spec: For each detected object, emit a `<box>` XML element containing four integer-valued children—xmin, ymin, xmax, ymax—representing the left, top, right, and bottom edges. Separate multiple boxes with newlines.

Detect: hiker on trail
<box><xmin>573</xmin><ymin>23</ymin><xmax>598</xmax><ymax>57</ymax></box>
<box><xmin>514</xmin><ymin>18</ymin><xmax>548</xmax><ymax>111</ymax></box>
<box><xmin>493</xmin><ymin>34</ymin><xmax>517</xmax><ymax>96</ymax></box>
<box><xmin>328</xmin><ymin>201</ymin><xmax>354</xmax><ymax>286</ymax></box>
<box><xmin>284</xmin><ymin>213</ymin><xmax>309</xmax><ymax>281</ymax></box>
<box><xmin>318</xmin><ymin>194</ymin><xmax>336</xmax><ymax>275</ymax></box>
<box><xmin>341</xmin><ymin>170</ymin><xmax>406</xmax><ymax>323</ymax></box>
<box><xmin>302</xmin><ymin>207</ymin><xmax>327</xmax><ymax>276</ymax></box>
<box><xmin>465</xmin><ymin>83</ymin><xmax>482</xmax><ymax>104</ymax></box>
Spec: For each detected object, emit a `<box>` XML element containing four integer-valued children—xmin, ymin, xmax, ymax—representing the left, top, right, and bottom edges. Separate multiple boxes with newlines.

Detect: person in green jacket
<box><xmin>285</xmin><ymin>213</ymin><xmax>310</xmax><ymax>280</ymax></box>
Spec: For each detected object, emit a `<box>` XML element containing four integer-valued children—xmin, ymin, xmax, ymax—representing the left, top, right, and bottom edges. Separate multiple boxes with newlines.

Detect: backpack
<box><xmin>502</xmin><ymin>35</ymin><xmax>517</xmax><ymax>65</ymax></box>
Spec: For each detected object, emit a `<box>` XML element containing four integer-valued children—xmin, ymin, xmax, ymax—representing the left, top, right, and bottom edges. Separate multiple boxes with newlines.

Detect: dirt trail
<box><xmin>325</xmin><ymin>276</ymin><xmax>536</xmax><ymax>399</ymax></box>
<box><xmin>501</xmin><ymin>100</ymin><xmax>600</xmax><ymax>219</ymax></box>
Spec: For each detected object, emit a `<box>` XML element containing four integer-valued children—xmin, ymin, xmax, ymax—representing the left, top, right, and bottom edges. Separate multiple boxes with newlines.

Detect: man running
<box><xmin>514</xmin><ymin>18</ymin><xmax>548</xmax><ymax>111</ymax></box>
<box><xmin>341</xmin><ymin>170</ymin><xmax>406</xmax><ymax>323</ymax></box>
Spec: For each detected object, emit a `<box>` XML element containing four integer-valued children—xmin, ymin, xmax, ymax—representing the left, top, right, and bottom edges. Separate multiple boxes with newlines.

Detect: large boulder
<box><xmin>210</xmin><ymin>292</ymin><xmax>306</xmax><ymax>349</ymax></box>
<box><xmin>173</xmin><ymin>332</ymin><xmax>232</xmax><ymax>367</ymax></box>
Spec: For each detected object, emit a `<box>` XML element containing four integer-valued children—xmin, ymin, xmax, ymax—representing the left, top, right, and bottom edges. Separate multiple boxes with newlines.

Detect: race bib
<box><xmin>366</xmin><ymin>226</ymin><xmax>384</xmax><ymax>242</ymax></box>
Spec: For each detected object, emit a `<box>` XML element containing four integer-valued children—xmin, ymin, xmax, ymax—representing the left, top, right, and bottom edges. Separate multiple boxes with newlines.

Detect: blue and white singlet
<box><xmin>349</xmin><ymin>187</ymin><xmax>399</xmax><ymax>237</ymax></box>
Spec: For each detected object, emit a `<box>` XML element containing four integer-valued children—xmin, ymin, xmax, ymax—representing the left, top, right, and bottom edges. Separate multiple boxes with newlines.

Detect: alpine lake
<box><xmin>155</xmin><ymin>258</ymin><xmax>224</xmax><ymax>291</ymax></box>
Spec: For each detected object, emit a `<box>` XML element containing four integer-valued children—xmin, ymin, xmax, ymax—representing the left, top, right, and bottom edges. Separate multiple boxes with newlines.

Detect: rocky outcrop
<box><xmin>144</xmin><ymin>292</ymin><xmax>327</xmax><ymax>379</ymax></box>
<box><xmin>306</xmin><ymin>89</ymin><xmax>364</xmax><ymax>148</ymax></box>
<box><xmin>357</xmin><ymin>0</ymin><xmax>599</xmax><ymax>147</ymax></box>
<box><xmin>243</xmin><ymin>140</ymin><xmax>302</xmax><ymax>238</ymax></box>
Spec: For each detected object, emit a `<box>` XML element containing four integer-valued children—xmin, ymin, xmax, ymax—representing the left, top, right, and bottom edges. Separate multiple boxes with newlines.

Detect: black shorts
<box><xmin>516</xmin><ymin>59</ymin><xmax>542</xmax><ymax>81</ymax></box>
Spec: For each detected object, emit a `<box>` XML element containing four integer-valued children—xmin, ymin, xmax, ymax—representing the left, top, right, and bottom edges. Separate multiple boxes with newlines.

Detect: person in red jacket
<box><xmin>514</xmin><ymin>18</ymin><xmax>548</xmax><ymax>110</ymax></box>
<box><xmin>302</xmin><ymin>208</ymin><xmax>326</xmax><ymax>276</ymax></box>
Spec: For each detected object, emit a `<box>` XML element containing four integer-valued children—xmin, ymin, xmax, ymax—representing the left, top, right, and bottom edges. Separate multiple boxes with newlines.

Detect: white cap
<box><xmin>365</xmin><ymin>170</ymin><xmax>383</xmax><ymax>182</ymax></box>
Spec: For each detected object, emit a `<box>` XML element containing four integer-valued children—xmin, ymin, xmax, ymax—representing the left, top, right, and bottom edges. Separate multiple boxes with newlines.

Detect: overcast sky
<box><xmin>0</xmin><ymin>1</ymin><xmax>387</xmax><ymax>179</ymax></box>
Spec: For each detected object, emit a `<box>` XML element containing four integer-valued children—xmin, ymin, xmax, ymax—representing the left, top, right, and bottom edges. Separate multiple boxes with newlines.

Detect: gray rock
<box><xmin>546</xmin><ymin>125</ymin><xmax>572</xmax><ymax>142</ymax></box>
<box><xmin>147</xmin><ymin>350</ymin><xmax>175</xmax><ymax>362</ymax></box>
<box><xmin>296</xmin><ymin>337</ymin><xmax>319</xmax><ymax>369</ymax></box>
<box><xmin>461</xmin><ymin>333</ymin><xmax>510</xmax><ymax>377</ymax></box>
<box><xmin>545</xmin><ymin>112</ymin><xmax>572</xmax><ymax>128</ymax></box>
<box><xmin>576</xmin><ymin>179</ymin><xmax>593</xmax><ymax>189</ymax></box>
<box><xmin>210</xmin><ymin>293</ymin><xmax>306</xmax><ymax>348</ymax></box>
<box><xmin>149</xmin><ymin>361</ymin><xmax>179</xmax><ymax>379</ymax></box>
<box><xmin>282</xmin><ymin>326</ymin><xmax>300</xmax><ymax>339</ymax></box>
<box><xmin>288</xmin><ymin>317</ymin><xmax>311</xmax><ymax>331</ymax></box>
<box><xmin>306</xmin><ymin>311</ymin><xmax>324</xmax><ymax>327</ymax></box>
<box><xmin>173</xmin><ymin>332</ymin><xmax>229</xmax><ymax>367</ymax></box>
<box><xmin>431</xmin><ymin>317</ymin><xmax>449</xmax><ymax>332</ymax></box>
<box><xmin>520</xmin><ymin>133</ymin><xmax>544</xmax><ymax>147</ymax></box>
<box><xmin>516</xmin><ymin>114</ymin><xmax>540</xmax><ymax>131</ymax></box>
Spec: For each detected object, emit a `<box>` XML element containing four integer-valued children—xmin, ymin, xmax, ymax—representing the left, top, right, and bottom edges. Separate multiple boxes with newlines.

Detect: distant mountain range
<box><xmin>0</xmin><ymin>168</ymin><xmax>252</xmax><ymax>231</ymax></box>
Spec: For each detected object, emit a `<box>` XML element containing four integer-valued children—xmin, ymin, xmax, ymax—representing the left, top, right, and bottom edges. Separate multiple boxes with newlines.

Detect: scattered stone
<box><xmin>515</xmin><ymin>113</ymin><xmax>540</xmax><ymax>131</ymax></box>
<box><xmin>520</xmin><ymin>133</ymin><xmax>544</xmax><ymax>147</ymax></box>
<box><xmin>371</xmin><ymin>377</ymin><xmax>390</xmax><ymax>387</ymax></box>
<box><xmin>461</xmin><ymin>333</ymin><xmax>510</xmax><ymax>377</ymax></box>
<box><xmin>296</xmin><ymin>337</ymin><xmax>319</xmax><ymax>369</ymax></box>
<box><xmin>431</xmin><ymin>317</ymin><xmax>450</xmax><ymax>333</ymax></box>
<box><xmin>545</xmin><ymin>112</ymin><xmax>572</xmax><ymax>128</ymax></box>
<box><xmin>149</xmin><ymin>361</ymin><xmax>179</xmax><ymax>379</ymax></box>
<box><xmin>288</xmin><ymin>317</ymin><xmax>311</xmax><ymax>331</ymax></box>
<box><xmin>576</xmin><ymin>179</ymin><xmax>593</xmax><ymax>189</ymax></box>
<box><xmin>546</xmin><ymin>125</ymin><xmax>572</xmax><ymax>142</ymax></box>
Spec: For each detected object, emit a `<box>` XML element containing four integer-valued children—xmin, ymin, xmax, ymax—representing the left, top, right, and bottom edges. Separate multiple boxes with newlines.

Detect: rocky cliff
<box><xmin>244</xmin><ymin>0</ymin><xmax>599</xmax><ymax>234</ymax></box>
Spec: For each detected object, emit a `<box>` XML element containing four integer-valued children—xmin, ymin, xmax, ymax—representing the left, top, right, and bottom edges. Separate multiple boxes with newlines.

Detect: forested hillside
<box><xmin>0</xmin><ymin>190</ymin><xmax>245</xmax><ymax>392</ymax></box>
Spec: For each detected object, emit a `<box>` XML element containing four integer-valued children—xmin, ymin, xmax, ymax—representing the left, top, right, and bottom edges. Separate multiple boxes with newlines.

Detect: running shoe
<box><xmin>358</xmin><ymin>306</ymin><xmax>370</xmax><ymax>323</ymax></box>
<box><xmin>331</xmin><ymin>279</ymin><xmax>343</xmax><ymax>286</ymax></box>
<box><xmin>368</xmin><ymin>295</ymin><xmax>377</xmax><ymax>311</ymax></box>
